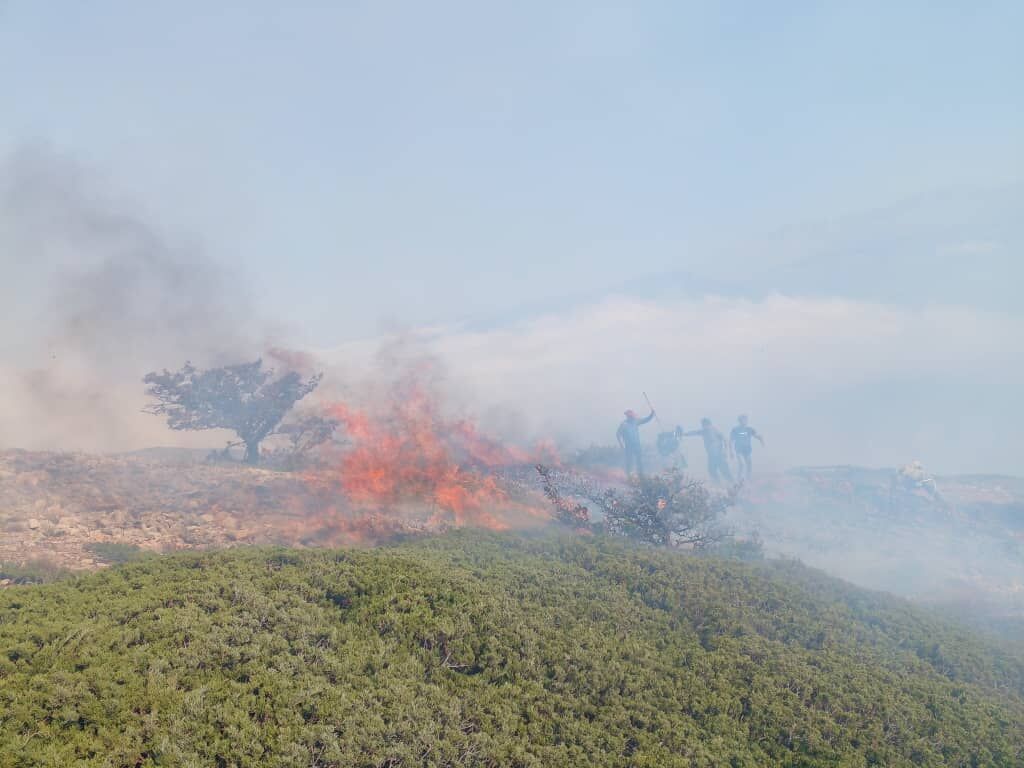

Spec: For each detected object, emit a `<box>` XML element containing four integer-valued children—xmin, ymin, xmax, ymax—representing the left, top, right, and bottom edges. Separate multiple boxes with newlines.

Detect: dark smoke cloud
<box><xmin>0</xmin><ymin>147</ymin><xmax>261</xmax><ymax>452</ymax></box>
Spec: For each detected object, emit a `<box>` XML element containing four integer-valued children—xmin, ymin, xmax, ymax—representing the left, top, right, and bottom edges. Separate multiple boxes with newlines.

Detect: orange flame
<box><xmin>317</xmin><ymin>374</ymin><xmax>551</xmax><ymax>531</ymax></box>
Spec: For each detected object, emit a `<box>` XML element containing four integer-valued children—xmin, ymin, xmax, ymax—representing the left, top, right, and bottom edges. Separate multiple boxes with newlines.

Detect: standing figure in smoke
<box><xmin>684</xmin><ymin>418</ymin><xmax>733</xmax><ymax>485</ymax></box>
<box><xmin>729</xmin><ymin>414</ymin><xmax>765</xmax><ymax>483</ymax></box>
<box><xmin>617</xmin><ymin>408</ymin><xmax>655</xmax><ymax>478</ymax></box>
<box><xmin>657</xmin><ymin>425</ymin><xmax>688</xmax><ymax>470</ymax></box>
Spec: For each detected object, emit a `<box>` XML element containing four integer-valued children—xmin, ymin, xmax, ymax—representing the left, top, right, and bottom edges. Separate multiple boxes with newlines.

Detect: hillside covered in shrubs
<box><xmin>2</xmin><ymin>532</ymin><xmax>1023</xmax><ymax>767</ymax></box>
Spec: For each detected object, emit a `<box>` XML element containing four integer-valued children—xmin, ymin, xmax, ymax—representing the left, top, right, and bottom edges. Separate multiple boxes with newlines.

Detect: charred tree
<box><xmin>143</xmin><ymin>359</ymin><xmax>322</xmax><ymax>465</ymax></box>
<box><xmin>536</xmin><ymin>464</ymin><xmax>592</xmax><ymax>528</ymax></box>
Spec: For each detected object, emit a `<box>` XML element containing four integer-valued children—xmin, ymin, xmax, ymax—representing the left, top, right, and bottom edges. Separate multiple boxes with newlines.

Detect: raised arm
<box><xmin>638</xmin><ymin>410</ymin><xmax>655</xmax><ymax>425</ymax></box>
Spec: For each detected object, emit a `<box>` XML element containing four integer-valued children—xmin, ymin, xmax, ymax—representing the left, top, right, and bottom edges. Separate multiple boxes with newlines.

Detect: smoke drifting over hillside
<box><xmin>0</xmin><ymin>148</ymin><xmax>260</xmax><ymax>452</ymax></box>
<box><xmin>2</xmin><ymin>147</ymin><xmax>1021</xmax><ymax>478</ymax></box>
<box><xmin>2</xmin><ymin>148</ymin><xmax>1022</xmax><ymax>638</ymax></box>
<box><xmin>324</xmin><ymin>297</ymin><xmax>1024</xmax><ymax>476</ymax></box>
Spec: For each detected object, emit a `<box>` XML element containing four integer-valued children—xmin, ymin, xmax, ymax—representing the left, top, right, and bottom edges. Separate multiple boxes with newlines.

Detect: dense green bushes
<box><xmin>1</xmin><ymin>532</ymin><xmax>1022</xmax><ymax>766</ymax></box>
<box><xmin>0</xmin><ymin>559</ymin><xmax>72</xmax><ymax>586</ymax></box>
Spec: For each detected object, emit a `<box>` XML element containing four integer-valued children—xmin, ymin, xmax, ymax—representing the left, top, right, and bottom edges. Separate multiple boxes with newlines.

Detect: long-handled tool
<box><xmin>642</xmin><ymin>391</ymin><xmax>662</xmax><ymax>425</ymax></box>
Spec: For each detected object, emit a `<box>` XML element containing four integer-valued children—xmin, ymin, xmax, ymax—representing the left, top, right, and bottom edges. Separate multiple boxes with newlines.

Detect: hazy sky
<box><xmin>3</xmin><ymin>1</ymin><xmax>1021</xmax><ymax>342</ymax></box>
<box><xmin>1</xmin><ymin>2</ymin><xmax>1021</xmax><ymax>473</ymax></box>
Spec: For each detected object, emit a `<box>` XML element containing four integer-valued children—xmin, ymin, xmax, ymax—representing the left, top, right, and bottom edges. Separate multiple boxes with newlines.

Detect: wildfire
<box><xmin>317</xmin><ymin>372</ymin><xmax>551</xmax><ymax>530</ymax></box>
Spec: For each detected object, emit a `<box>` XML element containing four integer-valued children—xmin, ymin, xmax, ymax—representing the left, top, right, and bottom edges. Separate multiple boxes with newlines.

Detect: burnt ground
<box><xmin>0</xmin><ymin>450</ymin><xmax>421</xmax><ymax>573</ymax></box>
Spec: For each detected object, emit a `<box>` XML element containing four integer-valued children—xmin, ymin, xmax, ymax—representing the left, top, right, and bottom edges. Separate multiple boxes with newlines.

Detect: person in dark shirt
<box><xmin>616</xmin><ymin>408</ymin><xmax>655</xmax><ymax>478</ymax></box>
<box><xmin>684</xmin><ymin>418</ymin><xmax>733</xmax><ymax>485</ymax></box>
<box><xmin>729</xmin><ymin>414</ymin><xmax>764</xmax><ymax>482</ymax></box>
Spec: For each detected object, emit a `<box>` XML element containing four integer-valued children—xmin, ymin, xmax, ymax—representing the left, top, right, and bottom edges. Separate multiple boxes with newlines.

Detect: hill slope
<box><xmin>2</xmin><ymin>532</ymin><xmax>1023</xmax><ymax>767</ymax></box>
<box><xmin>730</xmin><ymin>467</ymin><xmax>1024</xmax><ymax>637</ymax></box>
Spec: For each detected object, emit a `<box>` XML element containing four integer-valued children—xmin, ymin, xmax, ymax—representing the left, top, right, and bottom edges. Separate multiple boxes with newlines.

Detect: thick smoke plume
<box><xmin>0</xmin><ymin>148</ymin><xmax>260</xmax><ymax>452</ymax></box>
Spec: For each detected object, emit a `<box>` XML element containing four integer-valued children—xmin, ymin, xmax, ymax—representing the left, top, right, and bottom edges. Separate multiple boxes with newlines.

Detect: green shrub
<box><xmin>0</xmin><ymin>558</ymin><xmax>73</xmax><ymax>585</ymax></box>
<box><xmin>86</xmin><ymin>542</ymin><xmax>148</xmax><ymax>565</ymax></box>
<box><xmin>1</xmin><ymin>531</ymin><xmax>1022</xmax><ymax>767</ymax></box>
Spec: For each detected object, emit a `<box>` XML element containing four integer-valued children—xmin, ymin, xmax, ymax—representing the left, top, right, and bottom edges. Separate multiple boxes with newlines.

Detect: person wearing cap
<box><xmin>684</xmin><ymin>418</ymin><xmax>733</xmax><ymax>485</ymax></box>
<box><xmin>616</xmin><ymin>408</ymin><xmax>655</xmax><ymax>478</ymax></box>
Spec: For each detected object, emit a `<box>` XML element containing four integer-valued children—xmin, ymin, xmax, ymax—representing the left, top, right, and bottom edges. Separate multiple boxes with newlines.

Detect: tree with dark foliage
<box><xmin>143</xmin><ymin>359</ymin><xmax>322</xmax><ymax>464</ymax></box>
<box><xmin>538</xmin><ymin>465</ymin><xmax>734</xmax><ymax>549</ymax></box>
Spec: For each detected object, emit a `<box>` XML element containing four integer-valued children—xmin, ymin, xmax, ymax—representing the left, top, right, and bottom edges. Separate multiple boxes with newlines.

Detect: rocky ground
<box><xmin>3</xmin><ymin>449</ymin><xmax>1023</xmax><ymax>637</ymax></box>
<box><xmin>0</xmin><ymin>450</ymin><xmax>420</xmax><ymax>574</ymax></box>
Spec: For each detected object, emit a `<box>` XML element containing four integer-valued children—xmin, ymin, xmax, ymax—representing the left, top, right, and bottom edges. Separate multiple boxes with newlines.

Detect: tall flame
<box><xmin>318</xmin><ymin>373</ymin><xmax>550</xmax><ymax>530</ymax></box>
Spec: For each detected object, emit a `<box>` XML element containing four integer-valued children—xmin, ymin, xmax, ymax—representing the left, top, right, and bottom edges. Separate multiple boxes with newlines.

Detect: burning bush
<box><xmin>536</xmin><ymin>465</ymin><xmax>591</xmax><ymax>529</ymax></box>
<box><xmin>317</xmin><ymin>369</ymin><xmax>550</xmax><ymax>530</ymax></box>
<box><xmin>538</xmin><ymin>465</ymin><xmax>736</xmax><ymax>550</ymax></box>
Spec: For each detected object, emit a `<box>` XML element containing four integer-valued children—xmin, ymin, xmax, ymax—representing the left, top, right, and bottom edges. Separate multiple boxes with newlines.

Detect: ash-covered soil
<box><xmin>0</xmin><ymin>450</ymin><xmax>414</xmax><ymax>573</ymax></box>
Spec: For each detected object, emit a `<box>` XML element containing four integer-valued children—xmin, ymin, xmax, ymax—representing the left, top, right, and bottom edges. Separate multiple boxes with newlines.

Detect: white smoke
<box><xmin>324</xmin><ymin>296</ymin><xmax>1024</xmax><ymax>476</ymax></box>
<box><xmin>0</xmin><ymin>148</ymin><xmax>261</xmax><ymax>453</ymax></box>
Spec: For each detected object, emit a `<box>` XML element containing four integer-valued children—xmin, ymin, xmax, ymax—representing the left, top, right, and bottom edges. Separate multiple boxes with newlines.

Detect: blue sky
<box><xmin>2</xmin><ymin>1</ymin><xmax>1021</xmax><ymax>344</ymax></box>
